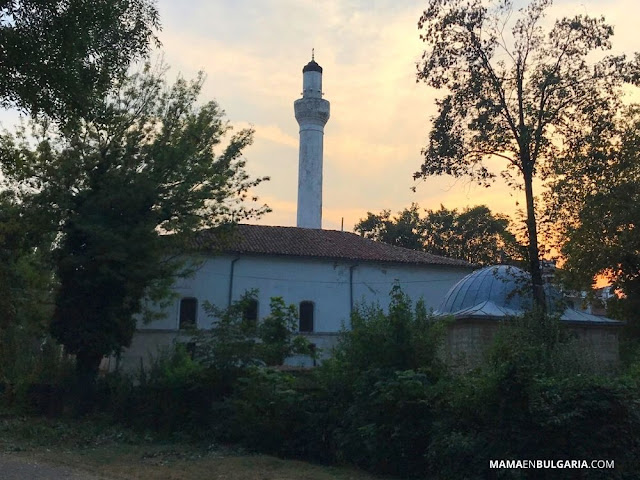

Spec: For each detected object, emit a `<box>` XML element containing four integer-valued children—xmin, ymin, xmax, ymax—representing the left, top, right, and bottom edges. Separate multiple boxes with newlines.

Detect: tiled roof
<box><xmin>194</xmin><ymin>224</ymin><xmax>471</xmax><ymax>268</ymax></box>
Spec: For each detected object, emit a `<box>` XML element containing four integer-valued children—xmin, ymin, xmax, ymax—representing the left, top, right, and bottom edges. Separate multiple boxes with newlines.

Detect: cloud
<box><xmin>151</xmin><ymin>0</ymin><xmax>640</xmax><ymax>233</ymax></box>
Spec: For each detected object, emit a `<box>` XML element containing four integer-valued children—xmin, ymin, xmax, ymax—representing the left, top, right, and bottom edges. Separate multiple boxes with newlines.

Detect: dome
<box><xmin>437</xmin><ymin>265</ymin><xmax>561</xmax><ymax>316</ymax></box>
<box><xmin>437</xmin><ymin>265</ymin><xmax>621</xmax><ymax>325</ymax></box>
<box><xmin>303</xmin><ymin>60</ymin><xmax>323</xmax><ymax>73</ymax></box>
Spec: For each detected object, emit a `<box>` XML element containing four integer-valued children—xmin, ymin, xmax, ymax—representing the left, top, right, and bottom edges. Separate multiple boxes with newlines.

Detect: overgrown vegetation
<box><xmin>355</xmin><ymin>203</ymin><xmax>525</xmax><ymax>265</ymax></box>
<box><xmin>2</xmin><ymin>287</ymin><xmax>639</xmax><ymax>479</ymax></box>
<box><xmin>198</xmin><ymin>292</ymin><xmax>312</xmax><ymax>369</ymax></box>
<box><xmin>0</xmin><ymin>64</ymin><xmax>270</xmax><ymax>379</ymax></box>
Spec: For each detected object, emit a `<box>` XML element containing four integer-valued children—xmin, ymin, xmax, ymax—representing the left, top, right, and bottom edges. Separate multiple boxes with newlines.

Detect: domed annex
<box><xmin>436</xmin><ymin>265</ymin><xmax>622</xmax><ymax>370</ymax></box>
<box><xmin>437</xmin><ymin>265</ymin><xmax>620</xmax><ymax>325</ymax></box>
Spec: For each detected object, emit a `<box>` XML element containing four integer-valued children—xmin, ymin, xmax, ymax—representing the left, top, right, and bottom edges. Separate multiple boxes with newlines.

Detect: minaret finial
<box><xmin>312</xmin><ymin>48</ymin><xmax>314</xmax><ymax>61</ymax></box>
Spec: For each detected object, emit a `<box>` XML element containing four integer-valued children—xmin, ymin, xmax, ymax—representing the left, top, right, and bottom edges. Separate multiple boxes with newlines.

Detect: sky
<box><xmin>2</xmin><ymin>0</ymin><xmax>638</xmax><ymax>233</ymax></box>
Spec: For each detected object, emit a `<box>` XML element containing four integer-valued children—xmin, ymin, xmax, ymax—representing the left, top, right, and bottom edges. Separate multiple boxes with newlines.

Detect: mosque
<box><xmin>120</xmin><ymin>55</ymin><xmax>621</xmax><ymax>369</ymax></box>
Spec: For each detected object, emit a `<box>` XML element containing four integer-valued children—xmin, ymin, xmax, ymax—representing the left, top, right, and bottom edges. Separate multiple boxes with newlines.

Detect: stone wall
<box><xmin>444</xmin><ymin>318</ymin><xmax>621</xmax><ymax>372</ymax></box>
<box><xmin>116</xmin><ymin>317</ymin><xmax>621</xmax><ymax>374</ymax></box>
<box><xmin>116</xmin><ymin>330</ymin><xmax>341</xmax><ymax>372</ymax></box>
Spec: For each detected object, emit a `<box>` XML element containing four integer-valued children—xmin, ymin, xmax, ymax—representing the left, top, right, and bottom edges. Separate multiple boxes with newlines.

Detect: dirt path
<box><xmin>0</xmin><ymin>454</ymin><xmax>108</xmax><ymax>480</ymax></box>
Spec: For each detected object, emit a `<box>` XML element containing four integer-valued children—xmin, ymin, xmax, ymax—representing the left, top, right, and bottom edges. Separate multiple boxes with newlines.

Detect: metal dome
<box><xmin>437</xmin><ymin>265</ymin><xmax>621</xmax><ymax>325</ymax></box>
<box><xmin>438</xmin><ymin>265</ymin><xmax>536</xmax><ymax>315</ymax></box>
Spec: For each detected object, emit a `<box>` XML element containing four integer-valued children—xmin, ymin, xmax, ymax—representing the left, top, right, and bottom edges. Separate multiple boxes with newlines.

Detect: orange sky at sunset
<box><xmin>152</xmin><ymin>0</ymin><xmax>638</xmax><ymax>233</ymax></box>
<box><xmin>1</xmin><ymin>0</ymin><xmax>637</xmax><ymax>237</ymax></box>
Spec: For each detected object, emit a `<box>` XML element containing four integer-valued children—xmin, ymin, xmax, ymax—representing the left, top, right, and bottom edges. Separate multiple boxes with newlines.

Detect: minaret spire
<box><xmin>294</xmin><ymin>54</ymin><xmax>330</xmax><ymax>229</ymax></box>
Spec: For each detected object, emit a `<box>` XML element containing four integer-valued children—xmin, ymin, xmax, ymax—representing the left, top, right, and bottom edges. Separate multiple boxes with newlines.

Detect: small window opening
<box><xmin>299</xmin><ymin>301</ymin><xmax>314</xmax><ymax>333</ymax></box>
<box><xmin>179</xmin><ymin>297</ymin><xmax>197</xmax><ymax>329</ymax></box>
<box><xmin>242</xmin><ymin>299</ymin><xmax>259</xmax><ymax>325</ymax></box>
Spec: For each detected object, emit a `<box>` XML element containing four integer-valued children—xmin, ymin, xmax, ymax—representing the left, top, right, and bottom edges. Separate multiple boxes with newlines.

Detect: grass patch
<box><xmin>0</xmin><ymin>412</ymin><xmax>382</xmax><ymax>480</ymax></box>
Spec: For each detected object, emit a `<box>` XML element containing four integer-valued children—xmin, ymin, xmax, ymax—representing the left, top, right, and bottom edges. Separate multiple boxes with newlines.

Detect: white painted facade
<box><xmin>123</xmin><ymin>253</ymin><xmax>471</xmax><ymax>368</ymax></box>
<box><xmin>294</xmin><ymin>58</ymin><xmax>329</xmax><ymax>229</ymax></box>
<box><xmin>143</xmin><ymin>254</ymin><xmax>471</xmax><ymax>331</ymax></box>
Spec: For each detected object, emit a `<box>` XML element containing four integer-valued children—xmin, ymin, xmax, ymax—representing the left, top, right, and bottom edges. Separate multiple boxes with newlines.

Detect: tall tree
<box><xmin>414</xmin><ymin>0</ymin><xmax>632</xmax><ymax>308</ymax></box>
<box><xmin>355</xmin><ymin>203</ymin><xmax>523</xmax><ymax>266</ymax></box>
<box><xmin>547</xmin><ymin>106</ymin><xmax>640</xmax><ymax>322</ymax></box>
<box><xmin>0</xmin><ymin>0</ymin><xmax>159</xmax><ymax>123</ymax></box>
<box><xmin>355</xmin><ymin>203</ymin><xmax>425</xmax><ymax>250</ymax></box>
<box><xmin>424</xmin><ymin>205</ymin><xmax>523</xmax><ymax>265</ymax></box>
<box><xmin>0</xmin><ymin>64</ymin><xmax>270</xmax><ymax>378</ymax></box>
<box><xmin>0</xmin><ymin>191</ymin><xmax>54</xmax><ymax>334</ymax></box>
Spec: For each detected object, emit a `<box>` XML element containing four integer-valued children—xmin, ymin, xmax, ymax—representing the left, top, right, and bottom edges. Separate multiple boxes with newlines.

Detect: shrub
<box><xmin>218</xmin><ymin>367</ymin><xmax>311</xmax><ymax>456</ymax></box>
<box><xmin>426</xmin><ymin>310</ymin><xmax>640</xmax><ymax>480</ymax></box>
<box><xmin>198</xmin><ymin>293</ymin><xmax>312</xmax><ymax>368</ymax></box>
<box><xmin>0</xmin><ymin>324</ymin><xmax>74</xmax><ymax>414</ymax></box>
<box><xmin>314</xmin><ymin>286</ymin><xmax>450</xmax><ymax>476</ymax></box>
<box><xmin>333</xmin><ymin>370</ymin><xmax>437</xmax><ymax>477</ymax></box>
<box><xmin>104</xmin><ymin>345</ymin><xmax>220</xmax><ymax>438</ymax></box>
<box><xmin>327</xmin><ymin>284</ymin><xmax>449</xmax><ymax>376</ymax></box>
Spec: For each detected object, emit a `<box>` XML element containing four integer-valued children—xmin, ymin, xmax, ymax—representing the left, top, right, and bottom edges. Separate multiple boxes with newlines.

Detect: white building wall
<box><xmin>124</xmin><ymin>254</ymin><xmax>470</xmax><ymax>369</ymax></box>
<box><xmin>138</xmin><ymin>254</ymin><xmax>471</xmax><ymax>333</ymax></box>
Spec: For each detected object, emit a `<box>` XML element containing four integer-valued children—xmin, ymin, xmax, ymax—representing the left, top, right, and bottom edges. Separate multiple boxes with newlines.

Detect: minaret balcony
<box><xmin>294</xmin><ymin>98</ymin><xmax>330</xmax><ymax>126</ymax></box>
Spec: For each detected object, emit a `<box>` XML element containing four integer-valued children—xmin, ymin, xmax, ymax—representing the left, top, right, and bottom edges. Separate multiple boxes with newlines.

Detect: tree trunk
<box><xmin>73</xmin><ymin>350</ymin><xmax>102</xmax><ymax>414</ymax></box>
<box><xmin>75</xmin><ymin>350</ymin><xmax>103</xmax><ymax>381</ymax></box>
<box><xmin>523</xmin><ymin>169</ymin><xmax>546</xmax><ymax>312</ymax></box>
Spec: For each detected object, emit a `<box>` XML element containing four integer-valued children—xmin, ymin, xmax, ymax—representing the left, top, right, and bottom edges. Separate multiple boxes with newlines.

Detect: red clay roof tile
<box><xmin>194</xmin><ymin>224</ymin><xmax>471</xmax><ymax>268</ymax></box>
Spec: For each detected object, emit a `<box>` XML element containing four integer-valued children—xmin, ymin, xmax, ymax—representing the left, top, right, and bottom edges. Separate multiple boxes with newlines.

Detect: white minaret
<box><xmin>294</xmin><ymin>51</ymin><xmax>330</xmax><ymax>229</ymax></box>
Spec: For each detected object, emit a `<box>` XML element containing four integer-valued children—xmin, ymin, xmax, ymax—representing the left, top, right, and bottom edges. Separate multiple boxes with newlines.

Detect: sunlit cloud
<box><xmin>4</xmin><ymin>0</ymin><xmax>636</xmax><ymax>239</ymax></box>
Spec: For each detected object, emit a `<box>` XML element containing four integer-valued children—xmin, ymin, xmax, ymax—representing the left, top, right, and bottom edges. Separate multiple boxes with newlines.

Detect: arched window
<box><xmin>243</xmin><ymin>298</ymin><xmax>259</xmax><ymax>326</ymax></box>
<box><xmin>299</xmin><ymin>301</ymin><xmax>314</xmax><ymax>333</ymax></box>
<box><xmin>179</xmin><ymin>297</ymin><xmax>197</xmax><ymax>329</ymax></box>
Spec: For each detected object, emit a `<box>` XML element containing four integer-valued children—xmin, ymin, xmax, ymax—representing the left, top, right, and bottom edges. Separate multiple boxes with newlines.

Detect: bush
<box><xmin>333</xmin><ymin>370</ymin><xmax>437</xmax><ymax>477</ymax></box>
<box><xmin>423</xmin><ymin>309</ymin><xmax>640</xmax><ymax>480</ymax></box>
<box><xmin>0</xmin><ymin>324</ymin><xmax>74</xmax><ymax>414</ymax></box>
<box><xmin>102</xmin><ymin>345</ymin><xmax>222</xmax><ymax>439</ymax></box>
<box><xmin>314</xmin><ymin>286</ymin><xmax>450</xmax><ymax>476</ymax></box>
<box><xmin>326</xmin><ymin>285</ymin><xmax>449</xmax><ymax>376</ymax></box>
<box><xmin>217</xmin><ymin>367</ymin><xmax>312</xmax><ymax>456</ymax></box>
<box><xmin>198</xmin><ymin>293</ymin><xmax>312</xmax><ymax>368</ymax></box>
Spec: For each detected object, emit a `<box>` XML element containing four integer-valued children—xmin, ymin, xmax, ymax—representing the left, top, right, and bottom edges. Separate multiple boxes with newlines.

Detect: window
<box><xmin>179</xmin><ymin>297</ymin><xmax>197</xmax><ymax>329</ymax></box>
<box><xmin>299</xmin><ymin>301</ymin><xmax>314</xmax><ymax>333</ymax></box>
<box><xmin>242</xmin><ymin>299</ymin><xmax>259</xmax><ymax>326</ymax></box>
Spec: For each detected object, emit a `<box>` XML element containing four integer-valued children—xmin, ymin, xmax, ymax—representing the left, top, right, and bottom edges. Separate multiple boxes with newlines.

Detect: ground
<box><xmin>0</xmin><ymin>415</ymin><xmax>381</xmax><ymax>480</ymax></box>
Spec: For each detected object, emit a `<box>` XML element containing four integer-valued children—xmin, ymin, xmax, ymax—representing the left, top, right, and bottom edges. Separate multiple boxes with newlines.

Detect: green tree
<box><xmin>0</xmin><ymin>64</ymin><xmax>270</xmax><ymax>379</ymax></box>
<box><xmin>355</xmin><ymin>203</ymin><xmax>523</xmax><ymax>265</ymax></box>
<box><xmin>424</xmin><ymin>205</ymin><xmax>523</xmax><ymax>265</ymax></box>
<box><xmin>0</xmin><ymin>192</ymin><xmax>53</xmax><ymax>332</ymax></box>
<box><xmin>198</xmin><ymin>293</ymin><xmax>311</xmax><ymax>368</ymax></box>
<box><xmin>0</xmin><ymin>0</ymin><xmax>159</xmax><ymax>123</ymax></box>
<box><xmin>548</xmin><ymin>106</ymin><xmax>640</xmax><ymax>325</ymax></box>
<box><xmin>0</xmin><ymin>191</ymin><xmax>58</xmax><ymax>385</ymax></box>
<box><xmin>355</xmin><ymin>203</ymin><xmax>425</xmax><ymax>250</ymax></box>
<box><xmin>414</xmin><ymin>0</ymin><xmax>632</xmax><ymax>308</ymax></box>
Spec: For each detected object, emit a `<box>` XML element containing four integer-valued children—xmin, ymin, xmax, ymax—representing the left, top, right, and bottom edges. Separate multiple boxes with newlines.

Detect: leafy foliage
<box><xmin>415</xmin><ymin>0</ymin><xmax>634</xmax><ymax>307</ymax></box>
<box><xmin>4</xmin><ymin>285</ymin><xmax>640</xmax><ymax>478</ymax></box>
<box><xmin>219</xmin><ymin>367</ymin><xmax>311</xmax><ymax>456</ymax></box>
<box><xmin>0</xmin><ymin>0</ymin><xmax>160</xmax><ymax>123</ymax></box>
<box><xmin>0</xmin><ymin>191</ymin><xmax>54</xmax><ymax>334</ymax></box>
<box><xmin>355</xmin><ymin>203</ymin><xmax>426</xmax><ymax>250</ymax></box>
<box><xmin>328</xmin><ymin>285</ymin><xmax>449</xmax><ymax>376</ymax></box>
<box><xmin>198</xmin><ymin>293</ymin><xmax>312</xmax><ymax>368</ymax></box>
<box><xmin>548</xmin><ymin>107</ymin><xmax>640</xmax><ymax>323</ymax></box>
<box><xmin>0</xmin><ymin>64</ymin><xmax>270</xmax><ymax>377</ymax></box>
<box><xmin>355</xmin><ymin>203</ymin><xmax>524</xmax><ymax>265</ymax></box>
